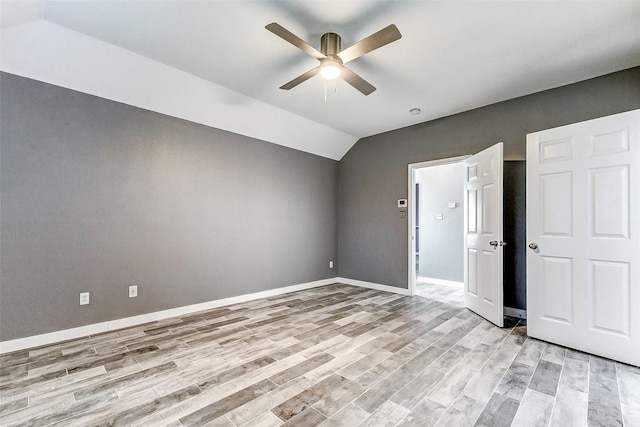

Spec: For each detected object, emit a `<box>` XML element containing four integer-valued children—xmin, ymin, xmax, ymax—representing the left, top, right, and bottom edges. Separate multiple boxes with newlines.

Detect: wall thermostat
<box><xmin>397</xmin><ymin>199</ymin><xmax>407</xmax><ymax>208</ymax></box>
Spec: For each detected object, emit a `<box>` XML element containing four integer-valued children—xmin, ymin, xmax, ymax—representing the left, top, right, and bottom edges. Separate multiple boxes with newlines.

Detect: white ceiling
<box><xmin>2</xmin><ymin>1</ymin><xmax>640</xmax><ymax>160</ymax></box>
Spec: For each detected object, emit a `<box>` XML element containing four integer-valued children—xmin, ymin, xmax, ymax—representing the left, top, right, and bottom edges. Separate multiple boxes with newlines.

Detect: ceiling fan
<box><xmin>266</xmin><ymin>22</ymin><xmax>402</xmax><ymax>96</ymax></box>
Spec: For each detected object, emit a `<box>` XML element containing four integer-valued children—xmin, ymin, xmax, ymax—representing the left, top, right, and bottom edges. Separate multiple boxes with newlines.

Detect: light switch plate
<box><xmin>79</xmin><ymin>292</ymin><xmax>90</xmax><ymax>305</ymax></box>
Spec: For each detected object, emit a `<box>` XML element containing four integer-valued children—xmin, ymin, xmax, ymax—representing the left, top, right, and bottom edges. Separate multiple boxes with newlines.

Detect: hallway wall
<box><xmin>416</xmin><ymin>163</ymin><xmax>464</xmax><ymax>283</ymax></box>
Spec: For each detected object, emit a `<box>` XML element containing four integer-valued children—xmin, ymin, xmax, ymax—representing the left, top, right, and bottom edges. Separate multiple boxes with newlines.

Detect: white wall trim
<box><xmin>337</xmin><ymin>277</ymin><xmax>411</xmax><ymax>296</ymax></box>
<box><xmin>504</xmin><ymin>307</ymin><xmax>527</xmax><ymax>319</ymax></box>
<box><xmin>0</xmin><ymin>278</ymin><xmax>337</xmax><ymax>354</ymax></box>
<box><xmin>417</xmin><ymin>277</ymin><xmax>464</xmax><ymax>288</ymax></box>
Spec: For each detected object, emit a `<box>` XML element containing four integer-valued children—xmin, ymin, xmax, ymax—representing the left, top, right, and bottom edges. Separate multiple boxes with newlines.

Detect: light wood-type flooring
<box><xmin>1</xmin><ymin>283</ymin><xmax>639</xmax><ymax>426</ymax></box>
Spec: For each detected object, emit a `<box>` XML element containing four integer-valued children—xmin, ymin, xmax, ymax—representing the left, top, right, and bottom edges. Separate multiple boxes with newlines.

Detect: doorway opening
<box><xmin>408</xmin><ymin>156</ymin><xmax>468</xmax><ymax>301</ymax></box>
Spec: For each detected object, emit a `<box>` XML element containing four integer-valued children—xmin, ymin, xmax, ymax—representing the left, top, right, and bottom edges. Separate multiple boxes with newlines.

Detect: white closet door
<box><xmin>527</xmin><ymin>109</ymin><xmax>640</xmax><ymax>366</ymax></box>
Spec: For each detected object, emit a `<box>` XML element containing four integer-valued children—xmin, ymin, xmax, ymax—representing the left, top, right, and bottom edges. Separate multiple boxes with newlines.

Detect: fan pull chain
<box><xmin>323</xmin><ymin>80</ymin><xmax>338</xmax><ymax>102</ymax></box>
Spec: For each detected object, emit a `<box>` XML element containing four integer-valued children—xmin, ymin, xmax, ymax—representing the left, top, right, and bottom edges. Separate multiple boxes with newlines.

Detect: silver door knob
<box><xmin>529</xmin><ymin>242</ymin><xmax>538</xmax><ymax>250</ymax></box>
<box><xmin>490</xmin><ymin>241</ymin><xmax>506</xmax><ymax>247</ymax></box>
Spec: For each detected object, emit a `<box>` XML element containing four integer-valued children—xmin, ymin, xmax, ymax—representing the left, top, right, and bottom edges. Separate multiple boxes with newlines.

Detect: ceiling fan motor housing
<box><xmin>320</xmin><ymin>32</ymin><xmax>341</xmax><ymax>56</ymax></box>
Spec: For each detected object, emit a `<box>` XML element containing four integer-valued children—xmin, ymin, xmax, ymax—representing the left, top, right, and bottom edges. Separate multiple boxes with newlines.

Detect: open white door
<box><xmin>527</xmin><ymin>109</ymin><xmax>640</xmax><ymax>366</ymax></box>
<box><xmin>464</xmin><ymin>142</ymin><xmax>504</xmax><ymax>327</ymax></box>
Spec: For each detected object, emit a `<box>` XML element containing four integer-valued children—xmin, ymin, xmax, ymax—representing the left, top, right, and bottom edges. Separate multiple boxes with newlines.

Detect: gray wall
<box><xmin>416</xmin><ymin>163</ymin><xmax>464</xmax><ymax>282</ymax></box>
<box><xmin>0</xmin><ymin>73</ymin><xmax>338</xmax><ymax>341</ymax></box>
<box><xmin>503</xmin><ymin>161</ymin><xmax>526</xmax><ymax>310</ymax></box>
<box><xmin>338</xmin><ymin>67</ymin><xmax>640</xmax><ymax>291</ymax></box>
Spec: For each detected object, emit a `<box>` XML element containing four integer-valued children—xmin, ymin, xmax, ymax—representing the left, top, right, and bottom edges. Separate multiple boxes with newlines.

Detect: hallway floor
<box><xmin>415</xmin><ymin>281</ymin><xmax>463</xmax><ymax>304</ymax></box>
<box><xmin>1</xmin><ymin>284</ymin><xmax>638</xmax><ymax>426</ymax></box>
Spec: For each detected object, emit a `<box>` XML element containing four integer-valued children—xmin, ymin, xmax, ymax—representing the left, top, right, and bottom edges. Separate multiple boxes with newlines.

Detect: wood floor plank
<box><xmin>179</xmin><ymin>379</ymin><xmax>277</xmax><ymax>426</ymax></box>
<box><xmin>473</xmin><ymin>392</ymin><xmax>520</xmax><ymax>427</ymax></box>
<box><xmin>354</xmin><ymin>367</ymin><xmax>415</xmax><ymax>413</ymax></box>
<box><xmin>529</xmin><ymin>360</ymin><xmax>562</xmax><ymax>397</ymax></box>
<box><xmin>226</xmin><ymin>376</ymin><xmax>313</xmax><ymax>426</ymax></box>
<box><xmin>510</xmin><ymin>388</ymin><xmax>555</xmax><ymax>427</ymax></box>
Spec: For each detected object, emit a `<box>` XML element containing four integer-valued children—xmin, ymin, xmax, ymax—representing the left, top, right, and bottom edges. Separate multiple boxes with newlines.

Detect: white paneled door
<box><xmin>464</xmin><ymin>143</ymin><xmax>504</xmax><ymax>327</ymax></box>
<box><xmin>527</xmin><ymin>109</ymin><xmax>640</xmax><ymax>366</ymax></box>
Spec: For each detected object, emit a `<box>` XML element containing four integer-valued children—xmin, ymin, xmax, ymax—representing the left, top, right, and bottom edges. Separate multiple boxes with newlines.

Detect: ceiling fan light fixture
<box><xmin>266</xmin><ymin>22</ymin><xmax>401</xmax><ymax>95</ymax></box>
<box><xmin>320</xmin><ymin>61</ymin><xmax>341</xmax><ymax>80</ymax></box>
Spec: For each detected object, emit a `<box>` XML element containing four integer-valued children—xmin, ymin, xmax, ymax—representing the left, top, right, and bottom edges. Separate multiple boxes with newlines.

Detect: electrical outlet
<box><xmin>129</xmin><ymin>285</ymin><xmax>138</xmax><ymax>298</ymax></box>
<box><xmin>329</xmin><ymin>261</ymin><xmax>334</xmax><ymax>269</ymax></box>
<box><xmin>79</xmin><ymin>292</ymin><xmax>90</xmax><ymax>305</ymax></box>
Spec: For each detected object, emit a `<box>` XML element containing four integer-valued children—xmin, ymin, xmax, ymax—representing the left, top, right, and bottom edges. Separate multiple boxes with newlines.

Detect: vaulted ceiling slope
<box><xmin>2</xmin><ymin>1</ymin><xmax>640</xmax><ymax>160</ymax></box>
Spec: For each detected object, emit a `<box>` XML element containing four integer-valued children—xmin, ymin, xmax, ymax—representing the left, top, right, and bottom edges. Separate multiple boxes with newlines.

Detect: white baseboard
<box><xmin>337</xmin><ymin>277</ymin><xmax>411</xmax><ymax>296</ymax></box>
<box><xmin>0</xmin><ymin>278</ymin><xmax>338</xmax><ymax>354</ymax></box>
<box><xmin>417</xmin><ymin>277</ymin><xmax>463</xmax><ymax>287</ymax></box>
<box><xmin>504</xmin><ymin>307</ymin><xmax>527</xmax><ymax>319</ymax></box>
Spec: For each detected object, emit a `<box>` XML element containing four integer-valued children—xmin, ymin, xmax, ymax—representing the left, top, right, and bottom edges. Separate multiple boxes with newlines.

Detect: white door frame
<box><xmin>408</xmin><ymin>155</ymin><xmax>470</xmax><ymax>296</ymax></box>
